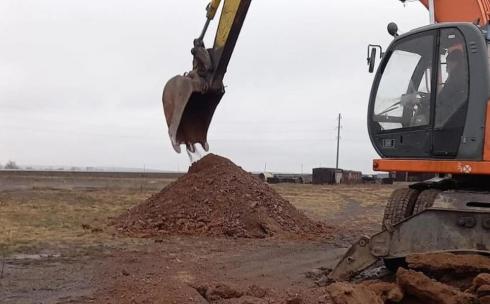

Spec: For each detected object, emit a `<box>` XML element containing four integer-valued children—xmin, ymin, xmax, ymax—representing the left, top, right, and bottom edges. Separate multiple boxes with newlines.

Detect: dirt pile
<box><xmin>116</xmin><ymin>154</ymin><xmax>328</xmax><ymax>238</ymax></box>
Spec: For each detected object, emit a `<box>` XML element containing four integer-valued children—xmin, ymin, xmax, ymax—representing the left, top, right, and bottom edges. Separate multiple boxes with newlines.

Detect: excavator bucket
<box><xmin>163</xmin><ymin>74</ymin><xmax>224</xmax><ymax>153</ymax></box>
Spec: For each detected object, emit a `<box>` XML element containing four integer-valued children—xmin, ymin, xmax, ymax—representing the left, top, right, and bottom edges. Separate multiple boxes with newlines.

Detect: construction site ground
<box><xmin>0</xmin><ymin>172</ymin><xmax>402</xmax><ymax>303</ymax></box>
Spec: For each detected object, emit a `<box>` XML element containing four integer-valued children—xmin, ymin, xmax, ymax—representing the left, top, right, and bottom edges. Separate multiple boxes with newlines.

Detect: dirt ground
<box><xmin>0</xmin><ymin>172</ymin><xmax>400</xmax><ymax>303</ymax></box>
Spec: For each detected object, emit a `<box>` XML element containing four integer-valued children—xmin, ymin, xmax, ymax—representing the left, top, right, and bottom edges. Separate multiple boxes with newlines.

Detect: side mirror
<box><xmin>369</xmin><ymin>48</ymin><xmax>377</xmax><ymax>73</ymax></box>
<box><xmin>367</xmin><ymin>44</ymin><xmax>383</xmax><ymax>73</ymax></box>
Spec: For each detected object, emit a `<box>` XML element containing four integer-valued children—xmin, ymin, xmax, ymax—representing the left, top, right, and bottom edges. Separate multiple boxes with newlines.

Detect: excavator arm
<box><xmin>162</xmin><ymin>0</ymin><xmax>251</xmax><ymax>153</ymax></box>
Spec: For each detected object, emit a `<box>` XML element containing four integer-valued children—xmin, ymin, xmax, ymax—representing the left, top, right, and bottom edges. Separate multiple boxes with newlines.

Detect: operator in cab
<box><xmin>400</xmin><ymin>37</ymin><xmax>468</xmax><ymax>129</ymax></box>
<box><xmin>434</xmin><ymin>46</ymin><xmax>468</xmax><ymax>128</ymax></box>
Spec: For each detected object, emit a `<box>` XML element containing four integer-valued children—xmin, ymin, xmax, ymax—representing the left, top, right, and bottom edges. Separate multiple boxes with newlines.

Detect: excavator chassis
<box><xmin>330</xmin><ymin>187</ymin><xmax>490</xmax><ymax>281</ymax></box>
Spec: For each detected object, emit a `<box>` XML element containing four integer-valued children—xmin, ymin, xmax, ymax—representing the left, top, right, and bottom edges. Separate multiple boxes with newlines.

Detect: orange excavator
<box><xmin>163</xmin><ymin>0</ymin><xmax>490</xmax><ymax>280</ymax></box>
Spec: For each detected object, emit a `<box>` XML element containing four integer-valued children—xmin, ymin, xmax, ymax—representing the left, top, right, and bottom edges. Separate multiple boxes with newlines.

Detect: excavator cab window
<box><xmin>372</xmin><ymin>33</ymin><xmax>434</xmax><ymax>131</ymax></box>
<box><xmin>369</xmin><ymin>27</ymin><xmax>473</xmax><ymax>159</ymax></box>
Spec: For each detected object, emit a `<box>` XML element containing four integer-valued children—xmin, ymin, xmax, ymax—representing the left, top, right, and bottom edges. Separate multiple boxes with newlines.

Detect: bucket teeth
<box><xmin>187</xmin><ymin>143</ymin><xmax>196</xmax><ymax>153</ymax></box>
<box><xmin>202</xmin><ymin>142</ymin><xmax>209</xmax><ymax>152</ymax></box>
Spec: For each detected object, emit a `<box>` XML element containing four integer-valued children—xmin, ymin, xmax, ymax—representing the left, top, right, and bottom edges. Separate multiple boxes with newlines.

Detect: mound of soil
<box><xmin>116</xmin><ymin>154</ymin><xmax>328</xmax><ymax>238</ymax></box>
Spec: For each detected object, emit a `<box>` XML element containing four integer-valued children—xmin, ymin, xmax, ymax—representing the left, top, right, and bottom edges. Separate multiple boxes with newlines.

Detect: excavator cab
<box><xmin>329</xmin><ymin>22</ymin><xmax>490</xmax><ymax>280</ymax></box>
<box><xmin>368</xmin><ymin>22</ymin><xmax>490</xmax><ymax>161</ymax></box>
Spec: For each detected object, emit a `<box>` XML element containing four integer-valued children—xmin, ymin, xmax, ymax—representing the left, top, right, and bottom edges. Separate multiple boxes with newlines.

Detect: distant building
<box><xmin>312</xmin><ymin>168</ymin><xmax>363</xmax><ymax>185</ymax></box>
<box><xmin>256</xmin><ymin>172</ymin><xmax>312</xmax><ymax>184</ymax></box>
<box><xmin>257</xmin><ymin>172</ymin><xmax>274</xmax><ymax>182</ymax></box>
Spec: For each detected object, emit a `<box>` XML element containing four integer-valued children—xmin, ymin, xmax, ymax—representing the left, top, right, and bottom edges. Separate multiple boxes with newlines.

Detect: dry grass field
<box><xmin>0</xmin><ymin>175</ymin><xmax>177</xmax><ymax>255</ymax></box>
<box><xmin>0</xmin><ymin>176</ymin><xmax>399</xmax><ymax>254</ymax></box>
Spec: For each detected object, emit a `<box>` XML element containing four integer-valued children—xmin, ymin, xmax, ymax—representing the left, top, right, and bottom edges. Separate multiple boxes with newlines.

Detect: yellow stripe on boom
<box><xmin>214</xmin><ymin>0</ymin><xmax>241</xmax><ymax>49</ymax></box>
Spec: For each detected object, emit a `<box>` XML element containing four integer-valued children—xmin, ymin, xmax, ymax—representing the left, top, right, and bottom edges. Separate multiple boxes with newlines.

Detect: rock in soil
<box><xmin>285</xmin><ymin>295</ymin><xmax>303</xmax><ymax>304</ymax></box>
<box><xmin>326</xmin><ymin>282</ymin><xmax>384</xmax><ymax>304</ymax></box>
<box><xmin>477</xmin><ymin>284</ymin><xmax>490</xmax><ymax>298</ymax></box>
<box><xmin>221</xmin><ymin>296</ymin><xmax>268</xmax><ymax>304</ymax></box>
<box><xmin>480</xmin><ymin>295</ymin><xmax>490</xmax><ymax>304</ymax></box>
<box><xmin>362</xmin><ymin>281</ymin><xmax>404</xmax><ymax>302</ymax></box>
<box><xmin>468</xmin><ymin>273</ymin><xmax>490</xmax><ymax>293</ymax></box>
<box><xmin>245</xmin><ymin>285</ymin><xmax>267</xmax><ymax>298</ymax></box>
<box><xmin>116</xmin><ymin>154</ymin><xmax>329</xmax><ymax>239</ymax></box>
<box><xmin>205</xmin><ymin>284</ymin><xmax>244</xmax><ymax>301</ymax></box>
<box><xmin>396</xmin><ymin>268</ymin><xmax>477</xmax><ymax>304</ymax></box>
<box><xmin>195</xmin><ymin>284</ymin><xmax>244</xmax><ymax>302</ymax></box>
<box><xmin>406</xmin><ymin>253</ymin><xmax>490</xmax><ymax>274</ymax></box>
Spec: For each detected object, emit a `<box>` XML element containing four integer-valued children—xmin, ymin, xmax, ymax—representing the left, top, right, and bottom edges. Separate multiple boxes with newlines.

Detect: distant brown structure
<box><xmin>312</xmin><ymin>168</ymin><xmax>362</xmax><ymax>185</ymax></box>
<box><xmin>341</xmin><ymin>170</ymin><xmax>363</xmax><ymax>184</ymax></box>
<box><xmin>312</xmin><ymin>168</ymin><xmax>338</xmax><ymax>184</ymax></box>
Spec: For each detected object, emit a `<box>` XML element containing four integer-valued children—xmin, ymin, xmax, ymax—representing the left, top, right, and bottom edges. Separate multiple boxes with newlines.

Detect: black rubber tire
<box><xmin>382</xmin><ymin>188</ymin><xmax>420</xmax><ymax>229</ymax></box>
<box><xmin>412</xmin><ymin>189</ymin><xmax>441</xmax><ymax>215</ymax></box>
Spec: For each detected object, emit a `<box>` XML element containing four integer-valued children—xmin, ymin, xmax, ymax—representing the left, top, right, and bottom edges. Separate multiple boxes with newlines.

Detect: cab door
<box><xmin>432</xmin><ymin>28</ymin><xmax>470</xmax><ymax>157</ymax></box>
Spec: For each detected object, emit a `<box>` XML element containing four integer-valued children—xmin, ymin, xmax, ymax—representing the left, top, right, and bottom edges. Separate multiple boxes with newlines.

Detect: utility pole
<box><xmin>336</xmin><ymin>113</ymin><xmax>342</xmax><ymax>170</ymax></box>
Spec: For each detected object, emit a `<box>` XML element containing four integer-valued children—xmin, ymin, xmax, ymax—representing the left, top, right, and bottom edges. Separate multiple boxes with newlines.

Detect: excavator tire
<box><xmin>382</xmin><ymin>188</ymin><xmax>420</xmax><ymax>229</ymax></box>
<box><xmin>382</xmin><ymin>188</ymin><xmax>419</xmax><ymax>272</ymax></box>
<box><xmin>412</xmin><ymin>189</ymin><xmax>442</xmax><ymax>214</ymax></box>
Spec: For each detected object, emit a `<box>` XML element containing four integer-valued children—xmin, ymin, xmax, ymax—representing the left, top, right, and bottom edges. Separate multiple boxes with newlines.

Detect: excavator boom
<box><xmin>162</xmin><ymin>0</ymin><xmax>251</xmax><ymax>153</ymax></box>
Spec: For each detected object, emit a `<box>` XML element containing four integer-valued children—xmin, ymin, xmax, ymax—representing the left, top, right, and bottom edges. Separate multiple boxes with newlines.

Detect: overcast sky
<box><xmin>0</xmin><ymin>0</ymin><xmax>429</xmax><ymax>173</ymax></box>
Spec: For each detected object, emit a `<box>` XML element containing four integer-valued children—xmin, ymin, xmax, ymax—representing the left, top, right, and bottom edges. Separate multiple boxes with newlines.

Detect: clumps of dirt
<box><xmin>193</xmin><ymin>283</ymin><xmax>329</xmax><ymax>304</ymax></box>
<box><xmin>326</xmin><ymin>280</ymin><xmax>404</xmax><ymax>304</ymax></box>
<box><xmin>406</xmin><ymin>253</ymin><xmax>490</xmax><ymax>274</ymax></box>
<box><xmin>327</xmin><ymin>282</ymin><xmax>384</xmax><ymax>304</ymax></box>
<box><xmin>396</xmin><ymin>268</ymin><xmax>476</xmax><ymax>304</ymax></box>
<box><xmin>196</xmin><ymin>284</ymin><xmax>245</xmax><ymax>302</ymax></box>
<box><xmin>326</xmin><ymin>253</ymin><xmax>490</xmax><ymax>304</ymax></box>
<box><xmin>468</xmin><ymin>273</ymin><xmax>490</xmax><ymax>302</ymax></box>
<box><xmin>116</xmin><ymin>154</ymin><xmax>329</xmax><ymax>239</ymax></box>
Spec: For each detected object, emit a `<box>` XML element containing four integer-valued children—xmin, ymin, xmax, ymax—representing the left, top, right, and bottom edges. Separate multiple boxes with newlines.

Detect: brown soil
<box><xmin>116</xmin><ymin>154</ymin><xmax>329</xmax><ymax>239</ymax></box>
<box><xmin>326</xmin><ymin>282</ymin><xmax>384</xmax><ymax>304</ymax></box>
<box><xmin>471</xmin><ymin>273</ymin><xmax>490</xmax><ymax>291</ymax></box>
<box><xmin>407</xmin><ymin>253</ymin><xmax>490</xmax><ymax>274</ymax></box>
<box><xmin>325</xmin><ymin>267</ymin><xmax>483</xmax><ymax>304</ymax></box>
<box><xmin>363</xmin><ymin>281</ymin><xmax>404</xmax><ymax>302</ymax></box>
<box><xmin>396</xmin><ymin>268</ymin><xmax>477</xmax><ymax>304</ymax></box>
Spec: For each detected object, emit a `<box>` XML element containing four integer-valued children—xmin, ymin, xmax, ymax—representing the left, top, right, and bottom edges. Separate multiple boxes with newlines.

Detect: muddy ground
<box><xmin>0</xmin><ymin>172</ymin><xmax>399</xmax><ymax>303</ymax></box>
